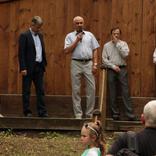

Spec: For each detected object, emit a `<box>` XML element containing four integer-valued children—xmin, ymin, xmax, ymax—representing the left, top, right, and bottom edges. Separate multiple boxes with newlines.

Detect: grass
<box><xmin>0</xmin><ymin>130</ymin><xmax>114</xmax><ymax>156</ymax></box>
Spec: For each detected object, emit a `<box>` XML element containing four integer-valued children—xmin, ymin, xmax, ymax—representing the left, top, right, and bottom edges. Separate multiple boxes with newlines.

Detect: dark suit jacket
<box><xmin>18</xmin><ymin>30</ymin><xmax>47</xmax><ymax>75</ymax></box>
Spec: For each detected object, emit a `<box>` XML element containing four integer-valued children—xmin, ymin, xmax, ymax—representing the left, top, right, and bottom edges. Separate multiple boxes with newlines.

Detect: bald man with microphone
<box><xmin>64</xmin><ymin>16</ymin><xmax>100</xmax><ymax>119</ymax></box>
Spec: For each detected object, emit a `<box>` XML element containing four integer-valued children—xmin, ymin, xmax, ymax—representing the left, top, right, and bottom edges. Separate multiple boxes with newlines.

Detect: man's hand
<box><xmin>76</xmin><ymin>32</ymin><xmax>84</xmax><ymax>42</ymax></box>
<box><xmin>113</xmin><ymin>66</ymin><xmax>120</xmax><ymax>73</ymax></box>
<box><xmin>21</xmin><ymin>70</ymin><xmax>27</xmax><ymax>76</ymax></box>
<box><xmin>92</xmin><ymin>64</ymin><xmax>98</xmax><ymax>75</ymax></box>
<box><xmin>64</xmin><ymin>32</ymin><xmax>84</xmax><ymax>54</ymax></box>
<box><xmin>112</xmin><ymin>34</ymin><xmax>119</xmax><ymax>44</ymax></box>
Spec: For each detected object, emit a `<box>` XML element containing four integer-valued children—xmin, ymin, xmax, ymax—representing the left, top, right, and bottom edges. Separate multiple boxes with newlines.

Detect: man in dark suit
<box><xmin>18</xmin><ymin>16</ymin><xmax>48</xmax><ymax>117</ymax></box>
<box><xmin>106</xmin><ymin>100</ymin><xmax>156</xmax><ymax>156</ymax></box>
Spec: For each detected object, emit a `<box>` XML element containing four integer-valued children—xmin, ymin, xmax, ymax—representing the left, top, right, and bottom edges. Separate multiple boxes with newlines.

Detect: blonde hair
<box><xmin>83</xmin><ymin>121</ymin><xmax>105</xmax><ymax>156</ymax></box>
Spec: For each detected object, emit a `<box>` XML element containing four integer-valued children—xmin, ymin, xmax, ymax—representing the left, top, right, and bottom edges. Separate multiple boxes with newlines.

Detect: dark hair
<box><xmin>111</xmin><ymin>27</ymin><xmax>121</xmax><ymax>34</ymax></box>
<box><xmin>84</xmin><ymin>121</ymin><xmax>106</xmax><ymax>156</ymax></box>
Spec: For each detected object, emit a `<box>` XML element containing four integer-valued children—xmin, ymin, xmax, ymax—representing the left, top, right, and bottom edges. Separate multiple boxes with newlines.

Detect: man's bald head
<box><xmin>73</xmin><ymin>16</ymin><xmax>84</xmax><ymax>32</ymax></box>
<box><xmin>143</xmin><ymin>100</ymin><xmax>156</xmax><ymax>127</ymax></box>
<box><xmin>73</xmin><ymin>16</ymin><xmax>84</xmax><ymax>24</ymax></box>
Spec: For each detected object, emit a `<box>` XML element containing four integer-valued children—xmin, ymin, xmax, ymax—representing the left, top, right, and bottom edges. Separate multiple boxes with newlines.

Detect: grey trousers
<box><xmin>108</xmin><ymin>67</ymin><xmax>134</xmax><ymax>117</ymax></box>
<box><xmin>71</xmin><ymin>60</ymin><xmax>95</xmax><ymax>118</ymax></box>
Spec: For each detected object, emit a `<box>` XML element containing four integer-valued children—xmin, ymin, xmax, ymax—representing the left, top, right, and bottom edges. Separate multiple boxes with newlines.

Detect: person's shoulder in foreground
<box><xmin>106</xmin><ymin>100</ymin><xmax>156</xmax><ymax>156</ymax></box>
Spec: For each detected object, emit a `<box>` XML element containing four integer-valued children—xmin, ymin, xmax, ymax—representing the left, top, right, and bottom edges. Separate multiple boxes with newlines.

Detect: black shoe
<box><xmin>25</xmin><ymin>113</ymin><xmax>32</xmax><ymax>117</ymax></box>
<box><xmin>128</xmin><ymin>116</ymin><xmax>139</xmax><ymax>121</ymax></box>
<box><xmin>24</xmin><ymin>110</ymin><xmax>32</xmax><ymax>117</ymax></box>
<box><xmin>86</xmin><ymin>115</ymin><xmax>92</xmax><ymax>119</ymax></box>
<box><xmin>38</xmin><ymin>113</ymin><xmax>48</xmax><ymax>117</ymax></box>
<box><xmin>112</xmin><ymin>114</ymin><xmax>120</xmax><ymax>120</ymax></box>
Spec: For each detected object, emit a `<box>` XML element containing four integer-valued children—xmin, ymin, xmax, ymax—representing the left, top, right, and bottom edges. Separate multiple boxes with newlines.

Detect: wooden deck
<box><xmin>105</xmin><ymin>118</ymin><xmax>142</xmax><ymax>131</ymax></box>
<box><xmin>0</xmin><ymin>94</ymin><xmax>146</xmax><ymax>131</ymax></box>
<box><xmin>0</xmin><ymin>116</ymin><xmax>142</xmax><ymax>131</ymax></box>
<box><xmin>0</xmin><ymin>117</ymin><xmax>88</xmax><ymax>130</ymax></box>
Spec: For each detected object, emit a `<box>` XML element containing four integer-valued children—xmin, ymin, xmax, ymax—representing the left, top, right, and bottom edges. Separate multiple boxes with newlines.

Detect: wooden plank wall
<box><xmin>0</xmin><ymin>0</ymin><xmax>155</xmax><ymax>97</ymax></box>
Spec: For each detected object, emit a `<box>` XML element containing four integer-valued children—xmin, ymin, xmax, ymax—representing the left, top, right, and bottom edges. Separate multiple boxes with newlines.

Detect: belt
<box><xmin>72</xmin><ymin>58</ymin><xmax>92</xmax><ymax>62</ymax></box>
<box><xmin>118</xmin><ymin>65</ymin><xmax>126</xmax><ymax>68</ymax></box>
<box><xmin>108</xmin><ymin>65</ymin><xmax>126</xmax><ymax>70</ymax></box>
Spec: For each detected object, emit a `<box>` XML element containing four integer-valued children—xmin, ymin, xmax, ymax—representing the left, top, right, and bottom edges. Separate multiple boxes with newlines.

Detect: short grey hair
<box><xmin>31</xmin><ymin>16</ymin><xmax>43</xmax><ymax>25</ymax></box>
<box><xmin>73</xmin><ymin>16</ymin><xmax>84</xmax><ymax>23</ymax></box>
<box><xmin>144</xmin><ymin>100</ymin><xmax>156</xmax><ymax>127</ymax></box>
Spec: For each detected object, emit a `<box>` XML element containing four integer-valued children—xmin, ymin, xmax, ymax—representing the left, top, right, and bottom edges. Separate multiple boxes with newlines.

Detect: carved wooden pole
<box><xmin>93</xmin><ymin>66</ymin><xmax>107</xmax><ymax>129</ymax></box>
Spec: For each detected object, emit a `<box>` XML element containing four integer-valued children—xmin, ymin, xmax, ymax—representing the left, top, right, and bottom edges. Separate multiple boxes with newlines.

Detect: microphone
<box><xmin>76</xmin><ymin>30</ymin><xmax>84</xmax><ymax>42</ymax></box>
<box><xmin>76</xmin><ymin>29</ymin><xmax>83</xmax><ymax>35</ymax></box>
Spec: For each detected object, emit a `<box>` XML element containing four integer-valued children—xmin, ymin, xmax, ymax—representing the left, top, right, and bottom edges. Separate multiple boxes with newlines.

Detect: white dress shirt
<box><xmin>153</xmin><ymin>48</ymin><xmax>156</xmax><ymax>64</ymax></box>
<box><xmin>30</xmin><ymin>28</ymin><xmax>42</xmax><ymax>62</ymax></box>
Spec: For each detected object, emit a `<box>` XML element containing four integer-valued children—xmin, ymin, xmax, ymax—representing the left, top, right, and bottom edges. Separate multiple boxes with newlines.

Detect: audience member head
<box><xmin>110</xmin><ymin>27</ymin><xmax>121</xmax><ymax>41</ymax></box>
<box><xmin>141</xmin><ymin>100</ymin><xmax>156</xmax><ymax>128</ymax></box>
<box><xmin>81</xmin><ymin>121</ymin><xmax>105</xmax><ymax>156</ymax></box>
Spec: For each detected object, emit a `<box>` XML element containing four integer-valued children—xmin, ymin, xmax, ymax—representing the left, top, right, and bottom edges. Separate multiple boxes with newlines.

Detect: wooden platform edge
<box><xmin>0</xmin><ymin>117</ymin><xmax>143</xmax><ymax>131</ymax></box>
<box><xmin>0</xmin><ymin>117</ymin><xmax>93</xmax><ymax>130</ymax></box>
<box><xmin>105</xmin><ymin>118</ymin><xmax>143</xmax><ymax>131</ymax></box>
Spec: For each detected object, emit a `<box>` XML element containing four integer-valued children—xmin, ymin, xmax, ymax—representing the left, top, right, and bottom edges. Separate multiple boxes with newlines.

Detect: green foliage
<box><xmin>0</xmin><ymin>129</ymin><xmax>14</xmax><ymax>137</ymax></box>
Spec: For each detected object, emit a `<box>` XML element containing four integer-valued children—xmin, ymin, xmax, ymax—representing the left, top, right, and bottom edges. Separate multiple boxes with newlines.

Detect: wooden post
<box><xmin>98</xmin><ymin>67</ymin><xmax>107</xmax><ymax>129</ymax></box>
<box><xmin>155</xmin><ymin>16</ymin><xmax>156</xmax><ymax>96</ymax></box>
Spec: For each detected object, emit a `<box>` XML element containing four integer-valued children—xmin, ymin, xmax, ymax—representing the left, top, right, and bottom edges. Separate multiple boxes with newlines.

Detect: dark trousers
<box><xmin>22</xmin><ymin>63</ymin><xmax>47</xmax><ymax>116</ymax></box>
<box><xmin>108</xmin><ymin>67</ymin><xmax>134</xmax><ymax>117</ymax></box>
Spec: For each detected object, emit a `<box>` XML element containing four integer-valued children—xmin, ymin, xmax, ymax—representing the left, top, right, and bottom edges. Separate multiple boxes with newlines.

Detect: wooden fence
<box><xmin>0</xmin><ymin>0</ymin><xmax>155</xmax><ymax>98</ymax></box>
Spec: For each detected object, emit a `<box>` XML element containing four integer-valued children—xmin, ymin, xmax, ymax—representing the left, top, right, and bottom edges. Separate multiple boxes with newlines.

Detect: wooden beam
<box><xmin>105</xmin><ymin>118</ymin><xmax>143</xmax><ymax>131</ymax></box>
<box><xmin>0</xmin><ymin>116</ymin><xmax>143</xmax><ymax>131</ymax></box>
<box><xmin>0</xmin><ymin>117</ymin><xmax>91</xmax><ymax>130</ymax></box>
<box><xmin>0</xmin><ymin>0</ymin><xmax>18</xmax><ymax>3</ymax></box>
